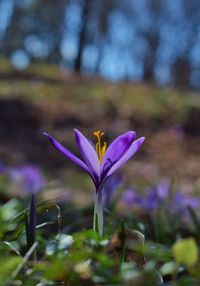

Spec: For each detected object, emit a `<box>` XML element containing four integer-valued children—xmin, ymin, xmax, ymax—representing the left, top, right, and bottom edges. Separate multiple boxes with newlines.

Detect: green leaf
<box><xmin>0</xmin><ymin>256</ymin><xmax>22</xmax><ymax>284</ymax></box>
<box><xmin>44</xmin><ymin>259</ymin><xmax>66</xmax><ymax>280</ymax></box>
<box><xmin>159</xmin><ymin>261</ymin><xmax>177</xmax><ymax>276</ymax></box>
<box><xmin>172</xmin><ymin>238</ymin><xmax>198</xmax><ymax>268</ymax></box>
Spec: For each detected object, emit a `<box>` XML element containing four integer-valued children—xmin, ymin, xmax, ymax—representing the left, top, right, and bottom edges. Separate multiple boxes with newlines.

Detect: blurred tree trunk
<box><xmin>3</xmin><ymin>0</ymin><xmax>66</xmax><ymax>62</ymax></box>
<box><xmin>173</xmin><ymin>58</ymin><xmax>191</xmax><ymax>88</ymax></box>
<box><xmin>143</xmin><ymin>32</ymin><xmax>159</xmax><ymax>82</ymax></box>
<box><xmin>74</xmin><ymin>0</ymin><xmax>91</xmax><ymax>73</ymax></box>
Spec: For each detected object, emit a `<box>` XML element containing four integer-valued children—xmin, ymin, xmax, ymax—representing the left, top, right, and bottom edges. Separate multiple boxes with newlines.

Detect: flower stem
<box><xmin>93</xmin><ymin>189</ymin><xmax>103</xmax><ymax>237</ymax></box>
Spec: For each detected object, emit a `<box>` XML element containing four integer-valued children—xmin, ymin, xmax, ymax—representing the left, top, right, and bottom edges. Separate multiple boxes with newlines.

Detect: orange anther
<box><xmin>93</xmin><ymin>130</ymin><xmax>106</xmax><ymax>163</ymax></box>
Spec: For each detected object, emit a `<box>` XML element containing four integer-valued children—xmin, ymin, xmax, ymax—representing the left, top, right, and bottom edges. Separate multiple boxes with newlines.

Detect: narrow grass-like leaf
<box><xmin>119</xmin><ymin>220</ymin><xmax>126</xmax><ymax>264</ymax></box>
<box><xmin>187</xmin><ymin>206</ymin><xmax>200</xmax><ymax>236</ymax></box>
<box><xmin>3</xmin><ymin>241</ymin><xmax>21</xmax><ymax>256</ymax></box>
<box><xmin>29</xmin><ymin>194</ymin><xmax>36</xmax><ymax>247</ymax></box>
<box><xmin>25</xmin><ymin>211</ymin><xmax>30</xmax><ymax>249</ymax></box>
<box><xmin>28</xmin><ymin>194</ymin><xmax>37</xmax><ymax>262</ymax></box>
<box><xmin>11</xmin><ymin>242</ymin><xmax>38</xmax><ymax>279</ymax></box>
<box><xmin>0</xmin><ymin>256</ymin><xmax>22</xmax><ymax>285</ymax></box>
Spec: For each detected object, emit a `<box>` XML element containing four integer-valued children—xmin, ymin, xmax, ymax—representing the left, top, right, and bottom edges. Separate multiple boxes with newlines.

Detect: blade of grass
<box><xmin>11</xmin><ymin>242</ymin><xmax>38</xmax><ymax>279</ymax></box>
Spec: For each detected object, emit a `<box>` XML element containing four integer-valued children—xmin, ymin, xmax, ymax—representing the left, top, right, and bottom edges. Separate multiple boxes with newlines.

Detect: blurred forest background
<box><xmin>0</xmin><ymin>0</ymin><xmax>200</xmax><ymax>88</ymax></box>
<box><xmin>1</xmin><ymin>0</ymin><xmax>200</xmax><ymax>87</ymax></box>
<box><xmin>1</xmin><ymin>0</ymin><xmax>200</xmax><ymax>198</ymax></box>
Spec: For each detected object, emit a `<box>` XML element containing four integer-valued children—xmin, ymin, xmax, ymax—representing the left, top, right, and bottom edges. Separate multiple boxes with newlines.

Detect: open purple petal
<box><xmin>74</xmin><ymin>129</ymin><xmax>100</xmax><ymax>177</ymax></box>
<box><xmin>106</xmin><ymin>136</ymin><xmax>145</xmax><ymax>178</ymax></box>
<box><xmin>43</xmin><ymin>132</ymin><xmax>91</xmax><ymax>175</ymax></box>
<box><xmin>101</xmin><ymin>131</ymin><xmax>136</xmax><ymax>174</ymax></box>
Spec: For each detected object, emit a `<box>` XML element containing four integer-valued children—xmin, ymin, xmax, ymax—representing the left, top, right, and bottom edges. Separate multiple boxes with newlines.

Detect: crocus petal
<box><xmin>105</xmin><ymin>137</ymin><xmax>145</xmax><ymax>178</ymax></box>
<box><xmin>101</xmin><ymin>131</ymin><xmax>136</xmax><ymax>174</ymax></box>
<box><xmin>74</xmin><ymin>129</ymin><xmax>100</xmax><ymax>178</ymax></box>
<box><xmin>43</xmin><ymin>133</ymin><xmax>91</xmax><ymax>175</ymax></box>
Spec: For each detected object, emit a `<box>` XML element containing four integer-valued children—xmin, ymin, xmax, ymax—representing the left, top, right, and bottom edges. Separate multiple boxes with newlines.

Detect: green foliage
<box><xmin>0</xmin><ymin>195</ymin><xmax>199</xmax><ymax>285</ymax></box>
<box><xmin>172</xmin><ymin>238</ymin><xmax>199</xmax><ymax>268</ymax></box>
<box><xmin>0</xmin><ymin>256</ymin><xmax>22</xmax><ymax>285</ymax></box>
<box><xmin>0</xmin><ymin>119</ymin><xmax>200</xmax><ymax>285</ymax></box>
<box><xmin>159</xmin><ymin>261</ymin><xmax>177</xmax><ymax>276</ymax></box>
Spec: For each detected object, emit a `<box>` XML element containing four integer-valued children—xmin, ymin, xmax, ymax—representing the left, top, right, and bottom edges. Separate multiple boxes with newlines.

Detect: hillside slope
<box><xmin>1</xmin><ymin>58</ymin><xmax>200</xmax><ymax>186</ymax></box>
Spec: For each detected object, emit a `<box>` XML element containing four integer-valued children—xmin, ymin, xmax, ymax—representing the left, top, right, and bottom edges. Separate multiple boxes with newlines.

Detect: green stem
<box><xmin>93</xmin><ymin>188</ymin><xmax>103</xmax><ymax>237</ymax></box>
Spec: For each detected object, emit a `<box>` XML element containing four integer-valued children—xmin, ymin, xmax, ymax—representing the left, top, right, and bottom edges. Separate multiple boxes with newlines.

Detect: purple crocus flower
<box><xmin>173</xmin><ymin>192</ymin><xmax>200</xmax><ymax>216</ymax></box>
<box><xmin>156</xmin><ymin>179</ymin><xmax>170</xmax><ymax>200</ymax></box>
<box><xmin>121</xmin><ymin>189</ymin><xmax>142</xmax><ymax>206</ymax></box>
<box><xmin>121</xmin><ymin>180</ymin><xmax>170</xmax><ymax>212</ymax></box>
<box><xmin>8</xmin><ymin>165</ymin><xmax>45</xmax><ymax>251</ymax></box>
<box><xmin>141</xmin><ymin>180</ymin><xmax>170</xmax><ymax>211</ymax></box>
<box><xmin>8</xmin><ymin>165</ymin><xmax>45</xmax><ymax>194</ymax></box>
<box><xmin>144</xmin><ymin>187</ymin><xmax>160</xmax><ymax>211</ymax></box>
<box><xmin>103</xmin><ymin>173</ymin><xmax>123</xmax><ymax>207</ymax></box>
<box><xmin>20</xmin><ymin>165</ymin><xmax>45</xmax><ymax>194</ymax></box>
<box><xmin>44</xmin><ymin>129</ymin><xmax>145</xmax><ymax>236</ymax></box>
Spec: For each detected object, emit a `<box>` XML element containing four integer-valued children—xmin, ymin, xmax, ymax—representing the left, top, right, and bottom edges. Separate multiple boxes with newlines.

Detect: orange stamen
<box><xmin>93</xmin><ymin>130</ymin><xmax>107</xmax><ymax>163</ymax></box>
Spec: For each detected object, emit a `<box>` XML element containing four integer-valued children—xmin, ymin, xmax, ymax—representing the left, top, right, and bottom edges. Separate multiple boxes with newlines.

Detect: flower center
<box><xmin>93</xmin><ymin>130</ymin><xmax>107</xmax><ymax>164</ymax></box>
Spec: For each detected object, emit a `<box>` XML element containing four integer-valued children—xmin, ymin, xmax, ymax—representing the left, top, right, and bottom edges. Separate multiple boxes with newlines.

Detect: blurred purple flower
<box><xmin>144</xmin><ymin>187</ymin><xmax>160</xmax><ymax>211</ymax></box>
<box><xmin>8</xmin><ymin>165</ymin><xmax>45</xmax><ymax>194</ymax></box>
<box><xmin>121</xmin><ymin>179</ymin><xmax>200</xmax><ymax>225</ymax></box>
<box><xmin>173</xmin><ymin>192</ymin><xmax>200</xmax><ymax>214</ymax></box>
<box><xmin>20</xmin><ymin>165</ymin><xmax>45</xmax><ymax>193</ymax></box>
<box><xmin>121</xmin><ymin>187</ymin><xmax>159</xmax><ymax>210</ymax></box>
<box><xmin>156</xmin><ymin>179</ymin><xmax>170</xmax><ymax>200</ymax></box>
<box><xmin>121</xmin><ymin>180</ymin><xmax>170</xmax><ymax>211</ymax></box>
<box><xmin>141</xmin><ymin>180</ymin><xmax>170</xmax><ymax>211</ymax></box>
<box><xmin>121</xmin><ymin>189</ymin><xmax>142</xmax><ymax>206</ymax></box>
<box><xmin>103</xmin><ymin>173</ymin><xmax>123</xmax><ymax>207</ymax></box>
